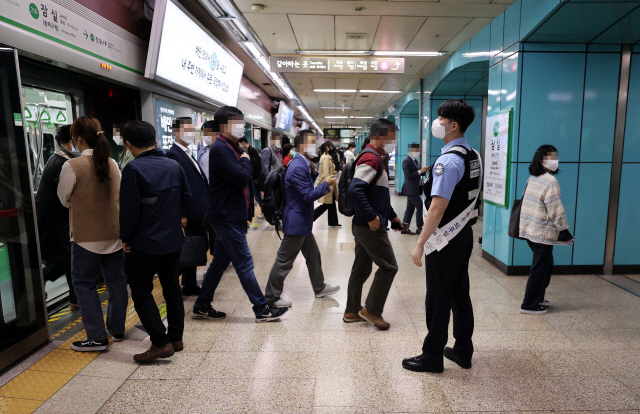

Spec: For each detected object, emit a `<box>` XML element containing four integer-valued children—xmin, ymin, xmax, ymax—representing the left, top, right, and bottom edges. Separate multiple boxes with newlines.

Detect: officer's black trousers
<box><xmin>422</xmin><ymin>225</ymin><xmax>474</xmax><ymax>362</ymax></box>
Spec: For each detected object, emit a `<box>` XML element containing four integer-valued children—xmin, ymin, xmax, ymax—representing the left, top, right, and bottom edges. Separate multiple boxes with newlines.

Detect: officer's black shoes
<box><xmin>520</xmin><ymin>306</ymin><xmax>547</xmax><ymax>315</ymax></box>
<box><xmin>400</xmin><ymin>229</ymin><xmax>415</xmax><ymax>235</ymax></box>
<box><xmin>443</xmin><ymin>347</ymin><xmax>472</xmax><ymax>369</ymax></box>
<box><xmin>402</xmin><ymin>356</ymin><xmax>444</xmax><ymax>373</ymax></box>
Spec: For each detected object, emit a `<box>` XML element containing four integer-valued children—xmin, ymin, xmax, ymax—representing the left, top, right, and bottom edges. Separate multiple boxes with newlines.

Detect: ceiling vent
<box><xmin>340</xmin><ymin>94</ymin><xmax>352</xmax><ymax>98</ymax></box>
<box><xmin>345</xmin><ymin>33</ymin><xmax>366</xmax><ymax>39</ymax></box>
<box><xmin>360</xmin><ymin>95</ymin><xmax>369</xmax><ymax>98</ymax></box>
<box><xmin>262</xmin><ymin>83</ymin><xmax>271</xmax><ymax>86</ymax></box>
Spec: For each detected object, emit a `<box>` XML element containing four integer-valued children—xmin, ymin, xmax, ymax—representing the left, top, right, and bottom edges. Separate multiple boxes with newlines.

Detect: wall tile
<box><xmin>520</xmin><ymin>0</ymin><xmax>562</xmax><ymax>40</ymax></box>
<box><xmin>503</xmin><ymin>0</ymin><xmax>522</xmax><ymax>49</ymax></box>
<box><xmin>573</xmin><ymin>163</ymin><xmax>611</xmax><ymax>265</ymax></box>
<box><xmin>623</xmin><ymin>53</ymin><xmax>640</xmax><ymax>162</ymax></box>
<box><xmin>512</xmin><ymin>163</ymin><xmax>534</xmax><ymax>266</ymax></box>
<box><xmin>581</xmin><ymin>53</ymin><xmax>619</xmax><ymax>162</ymax></box>
<box><xmin>488</xmin><ymin>63</ymin><xmax>502</xmax><ymax>115</ymax></box>
<box><xmin>614</xmin><ymin>163</ymin><xmax>640</xmax><ymax>265</ymax></box>
<box><xmin>397</xmin><ymin>115</ymin><xmax>420</xmax><ymax>192</ymax></box>
<box><xmin>523</xmin><ymin>43</ymin><xmax>586</xmax><ymax>52</ymax></box>
<box><xmin>493</xmin><ymin>163</ymin><xmax>519</xmax><ymax>265</ymax></box>
<box><xmin>490</xmin><ymin>13</ymin><xmax>505</xmax><ymax>57</ymax></box>
<box><xmin>470</xmin><ymin>25</ymin><xmax>491</xmax><ymax>63</ymax></box>
<box><xmin>501</xmin><ymin>53</ymin><xmax>521</xmax><ymax>161</ymax></box>
<box><xmin>482</xmin><ymin>203</ymin><xmax>497</xmax><ymax>256</ymax></box>
<box><xmin>519</xmin><ymin>52</ymin><xmax>586</xmax><ymax>163</ymax></box>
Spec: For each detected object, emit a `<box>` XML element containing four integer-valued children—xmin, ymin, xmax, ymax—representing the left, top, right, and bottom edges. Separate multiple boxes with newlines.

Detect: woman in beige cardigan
<box><xmin>313</xmin><ymin>142</ymin><xmax>341</xmax><ymax>227</ymax></box>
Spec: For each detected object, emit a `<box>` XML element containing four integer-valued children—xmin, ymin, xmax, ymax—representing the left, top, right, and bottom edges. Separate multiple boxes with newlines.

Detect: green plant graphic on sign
<box><xmin>29</xmin><ymin>3</ymin><xmax>39</xmax><ymax>19</ymax></box>
<box><xmin>493</xmin><ymin>120</ymin><xmax>499</xmax><ymax>137</ymax></box>
<box><xmin>56</xmin><ymin>111</ymin><xmax>67</xmax><ymax>123</ymax></box>
<box><xmin>90</xmin><ymin>34</ymin><xmax>94</xmax><ymax>42</ymax></box>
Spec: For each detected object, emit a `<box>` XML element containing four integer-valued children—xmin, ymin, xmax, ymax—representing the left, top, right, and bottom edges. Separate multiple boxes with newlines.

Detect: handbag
<box><xmin>179</xmin><ymin>227</ymin><xmax>208</xmax><ymax>267</ymax></box>
<box><xmin>508</xmin><ymin>181</ymin><xmax>528</xmax><ymax>240</ymax></box>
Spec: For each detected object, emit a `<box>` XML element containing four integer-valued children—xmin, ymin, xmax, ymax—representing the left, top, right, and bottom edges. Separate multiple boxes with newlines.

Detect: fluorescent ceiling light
<box><xmin>350</xmin><ymin>116</ymin><xmax>372</xmax><ymax>119</ymax></box>
<box><xmin>321</xmin><ymin>107</ymin><xmax>352</xmax><ymax>109</ymax></box>
<box><xmin>298</xmin><ymin>50</ymin><xmax>371</xmax><ymax>56</ymax></box>
<box><xmin>243</xmin><ymin>42</ymin><xmax>264</xmax><ymax>59</ymax></box>
<box><xmin>347</xmin><ymin>126</ymin><xmax>363</xmax><ymax>129</ymax></box>
<box><xmin>359</xmin><ymin>90</ymin><xmax>401</xmax><ymax>94</ymax></box>
<box><xmin>257</xmin><ymin>58</ymin><xmax>270</xmax><ymax>71</ymax></box>
<box><xmin>324</xmin><ymin>116</ymin><xmax>348</xmax><ymax>119</ymax></box>
<box><xmin>372</xmin><ymin>51</ymin><xmax>444</xmax><ymax>56</ymax></box>
<box><xmin>314</xmin><ymin>89</ymin><xmax>357</xmax><ymax>93</ymax></box>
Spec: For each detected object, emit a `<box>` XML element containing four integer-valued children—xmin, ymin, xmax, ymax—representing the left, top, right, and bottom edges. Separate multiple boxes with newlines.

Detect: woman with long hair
<box><xmin>519</xmin><ymin>144</ymin><xmax>574</xmax><ymax>315</ymax></box>
<box><xmin>313</xmin><ymin>141</ymin><xmax>341</xmax><ymax>227</ymax></box>
<box><xmin>58</xmin><ymin>116</ymin><xmax>128</xmax><ymax>351</ymax></box>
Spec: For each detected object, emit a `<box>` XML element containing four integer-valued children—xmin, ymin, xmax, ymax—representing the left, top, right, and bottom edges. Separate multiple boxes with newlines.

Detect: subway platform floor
<box><xmin>2</xmin><ymin>193</ymin><xmax>640</xmax><ymax>414</ymax></box>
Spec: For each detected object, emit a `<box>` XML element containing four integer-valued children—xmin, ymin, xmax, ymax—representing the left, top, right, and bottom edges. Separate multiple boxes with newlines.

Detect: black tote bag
<box><xmin>508</xmin><ymin>181</ymin><xmax>528</xmax><ymax>240</ymax></box>
<box><xmin>179</xmin><ymin>227</ymin><xmax>208</xmax><ymax>267</ymax></box>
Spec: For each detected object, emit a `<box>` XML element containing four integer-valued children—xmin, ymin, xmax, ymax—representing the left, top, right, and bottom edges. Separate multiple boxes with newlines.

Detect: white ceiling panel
<box><xmin>442</xmin><ymin>17</ymin><xmax>494</xmax><ymax>51</ymax></box>
<box><xmin>310</xmin><ymin>78</ymin><xmax>336</xmax><ymax>89</ymax></box>
<box><xmin>403</xmin><ymin>56</ymin><xmax>433</xmax><ymax>75</ymax></box>
<box><xmin>336</xmin><ymin>79</ymin><xmax>360</xmax><ymax>90</ymax></box>
<box><xmin>357</xmin><ymin>78</ymin><xmax>386</xmax><ymax>90</ymax></box>
<box><xmin>289</xmin><ymin>15</ymin><xmax>335</xmax><ymax>50</ymax></box>
<box><xmin>285</xmin><ymin>76</ymin><xmax>314</xmax><ymax>90</ymax></box>
<box><xmin>243</xmin><ymin>13</ymin><xmax>299</xmax><ymax>54</ymax></box>
<box><xmin>371</xmin><ymin>16</ymin><xmax>427</xmax><ymax>51</ymax></box>
<box><xmin>380</xmin><ymin>78</ymin><xmax>410</xmax><ymax>91</ymax></box>
<box><xmin>335</xmin><ymin>16</ymin><xmax>382</xmax><ymax>50</ymax></box>
<box><xmin>407</xmin><ymin>17</ymin><xmax>473</xmax><ymax>51</ymax></box>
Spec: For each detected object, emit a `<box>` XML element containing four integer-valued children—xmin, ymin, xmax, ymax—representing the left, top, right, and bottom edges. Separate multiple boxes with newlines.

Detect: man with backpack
<box><xmin>264</xmin><ymin>129</ymin><xmax>341</xmax><ymax>308</ymax></box>
<box><xmin>192</xmin><ymin>106</ymin><xmax>287</xmax><ymax>323</ymax></box>
<box><xmin>343</xmin><ymin>118</ymin><xmax>403</xmax><ymax>330</ymax></box>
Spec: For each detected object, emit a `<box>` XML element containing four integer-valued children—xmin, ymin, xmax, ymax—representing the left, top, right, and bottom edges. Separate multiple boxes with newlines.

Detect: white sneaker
<box><xmin>273</xmin><ymin>298</ymin><xmax>292</xmax><ymax>308</ymax></box>
<box><xmin>520</xmin><ymin>307</ymin><xmax>547</xmax><ymax>315</ymax></box>
<box><xmin>315</xmin><ymin>285</ymin><xmax>340</xmax><ymax>298</ymax></box>
<box><xmin>539</xmin><ymin>299</ymin><xmax>550</xmax><ymax>307</ymax></box>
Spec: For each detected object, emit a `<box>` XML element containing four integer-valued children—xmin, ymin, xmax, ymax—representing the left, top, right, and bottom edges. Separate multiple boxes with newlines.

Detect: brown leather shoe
<box><xmin>343</xmin><ymin>313</ymin><xmax>365</xmax><ymax>323</ymax></box>
<box><xmin>171</xmin><ymin>341</ymin><xmax>184</xmax><ymax>352</ymax></box>
<box><xmin>133</xmin><ymin>343</ymin><xmax>175</xmax><ymax>363</ymax></box>
<box><xmin>358</xmin><ymin>307</ymin><xmax>390</xmax><ymax>330</ymax></box>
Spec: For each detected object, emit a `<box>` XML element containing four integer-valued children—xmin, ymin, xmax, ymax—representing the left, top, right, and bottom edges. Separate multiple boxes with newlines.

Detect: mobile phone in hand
<box><xmin>390</xmin><ymin>221</ymin><xmax>403</xmax><ymax>231</ymax></box>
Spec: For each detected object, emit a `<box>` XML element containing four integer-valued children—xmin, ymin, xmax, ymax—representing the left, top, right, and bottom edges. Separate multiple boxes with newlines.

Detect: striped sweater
<box><xmin>519</xmin><ymin>173</ymin><xmax>569</xmax><ymax>245</ymax></box>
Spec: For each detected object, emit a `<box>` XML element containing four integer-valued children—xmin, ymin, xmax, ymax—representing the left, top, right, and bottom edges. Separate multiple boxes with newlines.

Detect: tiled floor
<box><xmin>4</xmin><ymin>193</ymin><xmax>640</xmax><ymax>414</ymax></box>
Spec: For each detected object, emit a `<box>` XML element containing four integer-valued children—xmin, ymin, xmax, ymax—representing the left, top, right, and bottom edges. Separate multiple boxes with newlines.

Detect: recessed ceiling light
<box><xmin>299</xmin><ymin>50</ymin><xmax>371</xmax><ymax>56</ymax></box>
<box><xmin>350</xmin><ymin>116</ymin><xmax>373</xmax><ymax>119</ymax></box>
<box><xmin>314</xmin><ymin>89</ymin><xmax>358</xmax><ymax>93</ymax></box>
<box><xmin>359</xmin><ymin>90</ymin><xmax>401</xmax><ymax>93</ymax></box>
<box><xmin>321</xmin><ymin>106</ymin><xmax>352</xmax><ymax>109</ymax></box>
<box><xmin>372</xmin><ymin>51</ymin><xmax>444</xmax><ymax>56</ymax></box>
<box><xmin>324</xmin><ymin>116</ymin><xmax>349</xmax><ymax>119</ymax></box>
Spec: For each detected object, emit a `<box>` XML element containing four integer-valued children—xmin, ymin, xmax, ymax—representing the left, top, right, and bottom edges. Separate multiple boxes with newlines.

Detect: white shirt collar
<box><xmin>174</xmin><ymin>141</ymin><xmax>192</xmax><ymax>157</ymax></box>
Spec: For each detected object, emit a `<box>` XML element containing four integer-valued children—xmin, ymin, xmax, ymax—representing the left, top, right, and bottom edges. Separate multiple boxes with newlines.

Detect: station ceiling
<box><xmin>233</xmin><ymin>0</ymin><xmax>515</xmax><ymax>129</ymax></box>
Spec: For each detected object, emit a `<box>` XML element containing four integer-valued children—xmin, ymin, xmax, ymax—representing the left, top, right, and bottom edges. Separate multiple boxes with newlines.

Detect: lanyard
<box><xmin>422</xmin><ymin>148</ymin><xmax>483</xmax><ymax>256</ymax></box>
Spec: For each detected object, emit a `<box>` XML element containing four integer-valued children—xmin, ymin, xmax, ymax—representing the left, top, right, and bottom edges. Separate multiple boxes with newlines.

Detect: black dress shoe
<box><xmin>443</xmin><ymin>347</ymin><xmax>472</xmax><ymax>369</ymax></box>
<box><xmin>402</xmin><ymin>356</ymin><xmax>444</xmax><ymax>373</ymax></box>
<box><xmin>181</xmin><ymin>285</ymin><xmax>201</xmax><ymax>296</ymax></box>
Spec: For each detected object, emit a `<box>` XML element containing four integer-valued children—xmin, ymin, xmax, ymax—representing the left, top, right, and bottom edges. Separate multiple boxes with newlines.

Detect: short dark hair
<box><xmin>347</xmin><ymin>142</ymin><xmax>355</xmax><ymax>149</ymax></box>
<box><xmin>282</xmin><ymin>143</ymin><xmax>293</xmax><ymax>156</ymax></box>
<box><xmin>437</xmin><ymin>99</ymin><xmax>475</xmax><ymax>133</ymax></box>
<box><xmin>370</xmin><ymin>118</ymin><xmax>397</xmax><ymax>137</ymax></box>
<box><xmin>55</xmin><ymin>124</ymin><xmax>72</xmax><ymax>145</ymax></box>
<box><xmin>237</xmin><ymin>137</ymin><xmax>248</xmax><ymax>144</ymax></box>
<box><xmin>122</xmin><ymin>120</ymin><xmax>157</xmax><ymax>148</ymax></box>
<box><xmin>202</xmin><ymin>119</ymin><xmax>218</xmax><ymax>132</ymax></box>
<box><xmin>408</xmin><ymin>142</ymin><xmax>419</xmax><ymax>149</ymax></box>
<box><xmin>529</xmin><ymin>144</ymin><xmax>559</xmax><ymax>176</ymax></box>
<box><xmin>172</xmin><ymin>116</ymin><xmax>193</xmax><ymax>130</ymax></box>
<box><xmin>214</xmin><ymin>106</ymin><xmax>243</xmax><ymax>124</ymax></box>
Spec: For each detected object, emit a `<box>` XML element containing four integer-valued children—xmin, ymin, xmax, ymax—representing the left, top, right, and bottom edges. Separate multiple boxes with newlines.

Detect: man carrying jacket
<box><xmin>193</xmin><ymin>106</ymin><xmax>287</xmax><ymax>322</ymax></box>
<box><xmin>120</xmin><ymin>121</ymin><xmax>192</xmax><ymax>362</ymax></box>
<box><xmin>401</xmin><ymin>142</ymin><xmax>429</xmax><ymax>235</ymax></box>
<box><xmin>167</xmin><ymin>117</ymin><xmax>209</xmax><ymax>296</ymax></box>
<box><xmin>264</xmin><ymin>130</ymin><xmax>341</xmax><ymax>308</ymax></box>
<box><xmin>345</xmin><ymin>118</ymin><xmax>403</xmax><ymax>330</ymax></box>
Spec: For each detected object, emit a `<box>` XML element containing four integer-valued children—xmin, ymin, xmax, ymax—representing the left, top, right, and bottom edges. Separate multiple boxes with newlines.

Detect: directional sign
<box><xmin>270</xmin><ymin>57</ymin><xmax>405</xmax><ymax>73</ymax></box>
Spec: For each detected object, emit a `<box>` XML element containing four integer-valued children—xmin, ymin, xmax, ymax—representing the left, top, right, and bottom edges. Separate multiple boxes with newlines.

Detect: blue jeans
<box><xmin>71</xmin><ymin>243</ymin><xmax>128</xmax><ymax>341</ymax></box>
<box><xmin>195</xmin><ymin>221</ymin><xmax>268</xmax><ymax>316</ymax></box>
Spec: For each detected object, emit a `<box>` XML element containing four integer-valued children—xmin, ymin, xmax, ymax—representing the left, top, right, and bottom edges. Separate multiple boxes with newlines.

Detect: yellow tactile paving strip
<box><xmin>0</xmin><ymin>277</ymin><xmax>167</xmax><ymax>414</ymax></box>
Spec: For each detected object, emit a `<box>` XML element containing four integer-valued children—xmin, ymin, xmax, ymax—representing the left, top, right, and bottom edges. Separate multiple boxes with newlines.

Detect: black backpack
<box><xmin>338</xmin><ymin>148</ymin><xmax>384</xmax><ymax>217</ymax></box>
<box><xmin>262</xmin><ymin>166</ymin><xmax>287</xmax><ymax>238</ymax></box>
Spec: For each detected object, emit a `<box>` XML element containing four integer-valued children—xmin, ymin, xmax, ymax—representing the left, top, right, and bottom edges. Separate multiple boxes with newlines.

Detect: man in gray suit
<box><xmin>401</xmin><ymin>143</ymin><xmax>429</xmax><ymax>235</ymax></box>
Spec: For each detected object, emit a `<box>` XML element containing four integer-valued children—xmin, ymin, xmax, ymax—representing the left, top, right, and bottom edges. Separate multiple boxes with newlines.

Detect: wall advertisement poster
<box><xmin>483</xmin><ymin>108</ymin><xmax>512</xmax><ymax>209</ymax></box>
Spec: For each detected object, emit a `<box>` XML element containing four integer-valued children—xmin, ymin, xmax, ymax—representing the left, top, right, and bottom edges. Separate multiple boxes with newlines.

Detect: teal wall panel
<box><xmin>520</xmin><ymin>0</ymin><xmax>561</xmax><ymax>40</ymax></box>
<box><xmin>493</xmin><ymin>163</ymin><xmax>519</xmax><ymax>266</ymax></box>
<box><xmin>614</xmin><ymin>164</ymin><xmax>640</xmax><ymax>265</ymax></box>
<box><xmin>470</xmin><ymin>25</ymin><xmax>491</xmax><ymax>63</ymax></box>
<box><xmin>551</xmin><ymin>163</ymin><xmax>578</xmax><ymax>265</ymax></box>
<box><xmin>513</xmin><ymin>164</ymin><xmax>534</xmax><ymax>266</ymax></box>
<box><xmin>482</xmin><ymin>203</ymin><xmax>497</xmax><ymax>256</ymax></box>
<box><xmin>397</xmin><ymin>113</ymin><xmax>420</xmax><ymax>193</ymax></box>
<box><xmin>490</xmin><ymin>13</ymin><xmax>505</xmax><ymax>56</ymax></box>
<box><xmin>504</xmin><ymin>0</ymin><xmax>522</xmax><ymax>49</ymax></box>
<box><xmin>581</xmin><ymin>53</ymin><xmax>620</xmax><ymax>162</ymax></box>
<box><xmin>501</xmin><ymin>53</ymin><xmax>521</xmax><ymax>161</ymax></box>
<box><xmin>519</xmin><ymin>52</ymin><xmax>586</xmax><ymax>163</ymax></box>
<box><xmin>488</xmin><ymin>63</ymin><xmax>502</xmax><ymax>115</ymax></box>
<box><xmin>573</xmin><ymin>163</ymin><xmax>611</xmax><ymax>265</ymax></box>
<box><xmin>623</xmin><ymin>53</ymin><xmax>640</xmax><ymax>162</ymax></box>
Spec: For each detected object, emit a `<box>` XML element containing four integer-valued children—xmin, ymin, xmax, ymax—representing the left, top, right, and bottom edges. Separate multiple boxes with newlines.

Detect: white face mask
<box><xmin>203</xmin><ymin>135</ymin><xmax>214</xmax><ymax>146</ymax></box>
<box><xmin>410</xmin><ymin>151</ymin><xmax>420</xmax><ymax>158</ymax></box>
<box><xmin>274</xmin><ymin>143</ymin><xmax>281</xmax><ymax>149</ymax></box>
<box><xmin>543</xmin><ymin>159</ymin><xmax>559</xmax><ymax>172</ymax></box>
<box><xmin>431</xmin><ymin>119</ymin><xmax>452</xmax><ymax>140</ymax></box>
<box><xmin>181</xmin><ymin>132</ymin><xmax>196</xmax><ymax>145</ymax></box>
<box><xmin>230</xmin><ymin>124</ymin><xmax>245</xmax><ymax>139</ymax></box>
<box><xmin>113</xmin><ymin>135</ymin><xmax>123</xmax><ymax>146</ymax></box>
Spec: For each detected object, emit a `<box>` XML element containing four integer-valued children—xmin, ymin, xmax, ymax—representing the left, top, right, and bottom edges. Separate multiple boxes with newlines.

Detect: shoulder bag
<box><xmin>508</xmin><ymin>180</ymin><xmax>528</xmax><ymax>240</ymax></box>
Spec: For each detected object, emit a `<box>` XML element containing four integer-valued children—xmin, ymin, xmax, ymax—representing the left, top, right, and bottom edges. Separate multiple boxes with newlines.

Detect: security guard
<box><xmin>402</xmin><ymin>99</ymin><xmax>481</xmax><ymax>373</ymax></box>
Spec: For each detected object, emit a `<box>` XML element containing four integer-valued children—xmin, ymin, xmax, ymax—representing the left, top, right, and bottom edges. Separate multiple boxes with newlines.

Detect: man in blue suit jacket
<box><xmin>264</xmin><ymin>130</ymin><xmax>341</xmax><ymax>307</ymax></box>
<box><xmin>401</xmin><ymin>143</ymin><xmax>429</xmax><ymax>235</ymax></box>
<box><xmin>166</xmin><ymin>117</ymin><xmax>209</xmax><ymax>296</ymax></box>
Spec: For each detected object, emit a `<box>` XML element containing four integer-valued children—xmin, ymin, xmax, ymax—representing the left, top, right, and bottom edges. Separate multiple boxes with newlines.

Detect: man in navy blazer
<box><xmin>166</xmin><ymin>117</ymin><xmax>209</xmax><ymax>296</ymax></box>
<box><xmin>264</xmin><ymin>130</ymin><xmax>341</xmax><ymax>308</ymax></box>
<box><xmin>401</xmin><ymin>143</ymin><xmax>429</xmax><ymax>235</ymax></box>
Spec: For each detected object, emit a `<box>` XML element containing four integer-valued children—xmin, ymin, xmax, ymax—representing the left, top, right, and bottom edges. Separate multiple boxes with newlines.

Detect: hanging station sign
<box><xmin>270</xmin><ymin>57</ymin><xmax>405</xmax><ymax>73</ymax></box>
<box><xmin>0</xmin><ymin>0</ymin><xmax>148</xmax><ymax>73</ymax></box>
<box><xmin>483</xmin><ymin>108</ymin><xmax>513</xmax><ymax>209</ymax></box>
<box><xmin>145</xmin><ymin>0</ymin><xmax>244</xmax><ymax>107</ymax></box>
